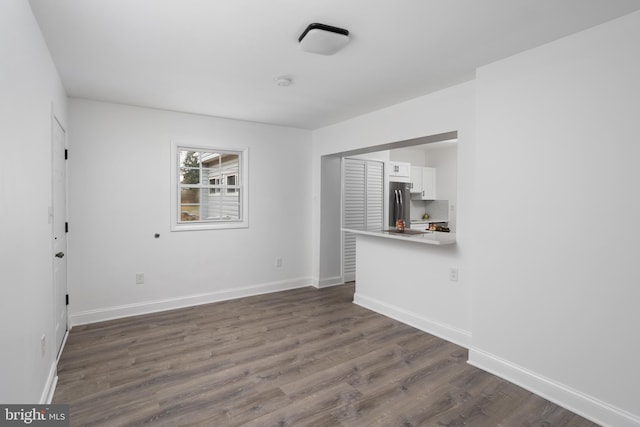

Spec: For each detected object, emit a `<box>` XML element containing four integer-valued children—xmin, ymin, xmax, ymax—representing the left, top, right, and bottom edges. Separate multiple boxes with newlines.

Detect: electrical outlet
<box><xmin>449</xmin><ymin>268</ymin><xmax>459</xmax><ymax>282</ymax></box>
<box><xmin>275</xmin><ymin>258</ymin><xmax>283</xmax><ymax>268</ymax></box>
<box><xmin>41</xmin><ymin>334</ymin><xmax>46</xmax><ymax>358</ymax></box>
<box><xmin>136</xmin><ymin>272</ymin><xmax>145</xmax><ymax>284</ymax></box>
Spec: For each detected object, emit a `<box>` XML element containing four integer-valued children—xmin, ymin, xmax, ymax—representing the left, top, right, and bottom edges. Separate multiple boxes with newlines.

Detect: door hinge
<box><xmin>64</xmin><ymin>149</ymin><xmax>68</xmax><ymax>160</ymax></box>
<box><xmin>65</xmin><ymin>294</ymin><xmax>69</xmax><ymax>306</ymax></box>
<box><xmin>65</xmin><ymin>222</ymin><xmax>69</xmax><ymax>233</ymax></box>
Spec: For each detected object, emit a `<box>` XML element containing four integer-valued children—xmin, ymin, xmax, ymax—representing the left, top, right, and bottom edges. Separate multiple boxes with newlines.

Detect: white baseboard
<box><xmin>469</xmin><ymin>348</ymin><xmax>640</xmax><ymax>427</ymax></box>
<box><xmin>316</xmin><ymin>276</ymin><xmax>344</xmax><ymax>288</ymax></box>
<box><xmin>56</xmin><ymin>330</ymin><xmax>69</xmax><ymax>363</ymax></box>
<box><xmin>40</xmin><ymin>330</ymin><xmax>69</xmax><ymax>404</ymax></box>
<box><xmin>69</xmin><ymin>277</ymin><xmax>312</xmax><ymax>327</ymax></box>
<box><xmin>40</xmin><ymin>363</ymin><xmax>57</xmax><ymax>404</ymax></box>
<box><xmin>353</xmin><ymin>292</ymin><xmax>471</xmax><ymax>348</ymax></box>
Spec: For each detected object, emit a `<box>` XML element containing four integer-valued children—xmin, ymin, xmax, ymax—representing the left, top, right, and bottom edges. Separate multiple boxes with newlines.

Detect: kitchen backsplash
<box><xmin>411</xmin><ymin>199</ymin><xmax>449</xmax><ymax>221</ymax></box>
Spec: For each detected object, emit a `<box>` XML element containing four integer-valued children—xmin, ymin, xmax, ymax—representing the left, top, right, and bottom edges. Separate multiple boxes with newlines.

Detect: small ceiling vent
<box><xmin>275</xmin><ymin>76</ymin><xmax>293</xmax><ymax>87</ymax></box>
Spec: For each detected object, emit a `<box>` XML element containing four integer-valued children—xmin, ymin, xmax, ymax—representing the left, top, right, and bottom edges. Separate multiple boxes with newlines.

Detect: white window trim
<box><xmin>170</xmin><ymin>141</ymin><xmax>249</xmax><ymax>231</ymax></box>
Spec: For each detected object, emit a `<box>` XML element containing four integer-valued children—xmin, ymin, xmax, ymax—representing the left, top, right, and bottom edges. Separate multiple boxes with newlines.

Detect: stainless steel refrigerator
<box><xmin>389</xmin><ymin>182</ymin><xmax>411</xmax><ymax>227</ymax></box>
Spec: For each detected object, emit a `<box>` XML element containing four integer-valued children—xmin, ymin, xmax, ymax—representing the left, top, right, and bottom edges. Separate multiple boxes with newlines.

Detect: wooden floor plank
<box><xmin>54</xmin><ymin>284</ymin><xmax>600</xmax><ymax>426</ymax></box>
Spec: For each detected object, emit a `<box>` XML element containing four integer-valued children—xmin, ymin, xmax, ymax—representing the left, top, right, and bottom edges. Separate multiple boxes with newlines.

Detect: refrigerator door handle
<box><xmin>394</xmin><ymin>189</ymin><xmax>400</xmax><ymax>222</ymax></box>
<box><xmin>398</xmin><ymin>189</ymin><xmax>404</xmax><ymax>221</ymax></box>
<box><xmin>393</xmin><ymin>190</ymin><xmax>397</xmax><ymax>222</ymax></box>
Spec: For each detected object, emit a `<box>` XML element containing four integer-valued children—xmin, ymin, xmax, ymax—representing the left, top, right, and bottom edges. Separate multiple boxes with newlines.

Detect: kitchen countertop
<box><xmin>343</xmin><ymin>228</ymin><xmax>456</xmax><ymax>246</ymax></box>
<box><xmin>410</xmin><ymin>219</ymin><xmax>448</xmax><ymax>224</ymax></box>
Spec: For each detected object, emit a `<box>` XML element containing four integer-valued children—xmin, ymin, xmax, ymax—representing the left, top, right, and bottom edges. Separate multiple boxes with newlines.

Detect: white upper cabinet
<box><xmin>410</xmin><ymin>166</ymin><xmax>423</xmax><ymax>193</ymax></box>
<box><xmin>411</xmin><ymin>166</ymin><xmax>437</xmax><ymax>200</ymax></box>
<box><xmin>422</xmin><ymin>167</ymin><xmax>437</xmax><ymax>199</ymax></box>
<box><xmin>387</xmin><ymin>161</ymin><xmax>411</xmax><ymax>182</ymax></box>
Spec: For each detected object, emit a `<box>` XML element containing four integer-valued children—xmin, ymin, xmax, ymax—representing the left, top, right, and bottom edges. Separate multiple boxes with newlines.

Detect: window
<box><xmin>171</xmin><ymin>142</ymin><xmax>249</xmax><ymax>231</ymax></box>
<box><xmin>226</xmin><ymin>174</ymin><xmax>237</xmax><ymax>193</ymax></box>
<box><xmin>209</xmin><ymin>177</ymin><xmax>221</xmax><ymax>194</ymax></box>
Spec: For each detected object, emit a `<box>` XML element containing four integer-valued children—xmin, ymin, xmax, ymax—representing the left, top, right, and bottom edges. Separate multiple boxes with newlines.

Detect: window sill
<box><xmin>171</xmin><ymin>220</ymin><xmax>249</xmax><ymax>232</ymax></box>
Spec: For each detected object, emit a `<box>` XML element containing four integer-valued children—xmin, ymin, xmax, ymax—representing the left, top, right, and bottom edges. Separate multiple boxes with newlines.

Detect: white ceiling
<box><xmin>29</xmin><ymin>0</ymin><xmax>640</xmax><ymax>130</ymax></box>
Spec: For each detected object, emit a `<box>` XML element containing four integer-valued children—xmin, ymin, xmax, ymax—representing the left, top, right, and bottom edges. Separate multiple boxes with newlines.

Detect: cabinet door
<box><xmin>421</xmin><ymin>167</ymin><xmax>437</xmax><ymax>200</ymax></box>
<box><xmin>388</xmin><ymin>161</ymin><xmax>411</xmax><ymax>181</ymax></box>
<box><xmin>396</xmin><ymin>162</ymin><xmax>411</xmax><ymax>178</ymax></box>
<box><xmin>410</xmin><ymin>166</ymin><xmax>422</xmax><ymax>193</ymax></box>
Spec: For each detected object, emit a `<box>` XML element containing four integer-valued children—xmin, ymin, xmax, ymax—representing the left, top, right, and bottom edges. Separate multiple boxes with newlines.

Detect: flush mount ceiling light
<box><xmin>298</xmin><ymin>23</ymin><xmax>349</xmax><ymax>55</ymax></box>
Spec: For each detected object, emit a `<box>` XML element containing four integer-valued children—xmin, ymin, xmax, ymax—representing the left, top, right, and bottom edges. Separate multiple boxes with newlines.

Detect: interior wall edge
<box><xmin>468</xmin><ymin>348</ymin><xmax>640</xmax><ymax>427</ymax></box>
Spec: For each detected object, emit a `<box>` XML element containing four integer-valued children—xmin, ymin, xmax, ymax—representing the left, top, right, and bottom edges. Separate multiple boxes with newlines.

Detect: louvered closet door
<box><xmin>365</xmin><ymin>161</ymin><xmax>384</xmax><ymax>231</ymax></box>
<box><xmin>342</xmin><ymin>158</ymin><xmax>384</xmax><ymax>282</ymax></box>
<box><xmin>342</xmin><ymin>159</ymin><xmax>365</xmax><ymax>282</ymax></box>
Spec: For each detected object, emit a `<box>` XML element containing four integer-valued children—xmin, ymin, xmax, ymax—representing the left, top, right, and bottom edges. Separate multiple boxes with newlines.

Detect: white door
<box><xmin>342</xmin><ymin>159</ymin><xmax>366</xmax><ymax>282</ymax></box>
<box><xmin>52</xmin><ymin>117</ymin><xmax>68</xmax><ymax>357</ymax></box>
<box><xmin>342</xmin><ymin>159</ymin><xmax>384</xmax><ymax>282</ymax></box>
<box><xmin>365</xmin><ymin>161</ymin><xmax>384</xmax><ymax>231</ymax></box>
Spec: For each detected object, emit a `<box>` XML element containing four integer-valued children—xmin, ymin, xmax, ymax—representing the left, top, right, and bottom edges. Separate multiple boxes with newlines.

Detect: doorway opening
<box><xmin>318</xmin><ymin>131</ymin><xmax>458</xmax><ymax>286</ymax></box>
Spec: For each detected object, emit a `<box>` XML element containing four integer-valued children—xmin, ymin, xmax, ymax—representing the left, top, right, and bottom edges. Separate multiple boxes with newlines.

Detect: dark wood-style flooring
<box><xmin>54</xmin><ymin>284</ymin><xmax>599</xmax><ymax>426</ymax></box>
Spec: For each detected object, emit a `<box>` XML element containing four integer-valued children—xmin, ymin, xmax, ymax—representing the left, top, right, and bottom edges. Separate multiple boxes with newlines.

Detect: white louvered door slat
<box><xmin>342</xmin><ymin>159</ymin><xmax>365</xmax><ymax>281</ymax></box>
<box><xmin>366</xmin><ymin>161</ymin><xmax>384</xmax><ymax>231</ymax></box>
<box><xmin>342</xmin><ymin>158</ymin><xmax>384</xmax><ymax>282</ymax></box>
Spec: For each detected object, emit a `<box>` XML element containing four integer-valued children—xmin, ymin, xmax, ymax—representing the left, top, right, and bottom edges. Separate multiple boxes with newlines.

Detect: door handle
<box><xmin>55</xmin><ymin>252</ymin><xmax>65</xmax><ymax>258</ymax></box>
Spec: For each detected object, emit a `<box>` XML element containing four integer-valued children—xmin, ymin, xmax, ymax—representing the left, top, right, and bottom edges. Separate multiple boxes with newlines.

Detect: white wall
<box><xmin>318</xmin><ymin>156</ymin><xmax>342</xmax><ymax>286</ymax></box>
<box><xmin>67</xmin><ymin>99</ymin><xmax>313</xmax><ymax>324</ymax></box>
<box><xmin>0</xmin><ymin>0</ymin><xmax>68</xmax><ymax>403</ymax></box>
<box><xmin>472</xmin><ymin>11</ymin><xmax>640</xmax><ymax>427</ymax></box>
<box><xmin>428</xmin><ymin>145</ymin><xmax>458</xmax><ymax>232</ymax></box>
<box><xmin>355</xmin><ymin>235</ymin><xmax>469</xmax><ymax>346</ymax></box>
<box><xmin>312</xmin><ymin>80</ymin><xmax>475</xmax><ymax>337</ymax></box>
<box><xmin>350</xmin><ymin>151</ymin><xmax>391</xmax><ymax>162</ymax></box>
<box><xmin>389</xmin><ymin>148</ymin><xmax>426</xmax><ymax>165</ymax></box>
<box><xmin>425</xmin><ymin>145</ymin><xmax>457</xmax><ymax>202</ymax></box>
